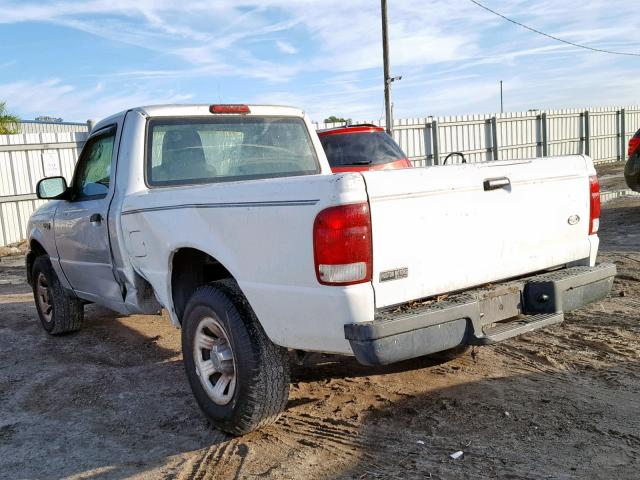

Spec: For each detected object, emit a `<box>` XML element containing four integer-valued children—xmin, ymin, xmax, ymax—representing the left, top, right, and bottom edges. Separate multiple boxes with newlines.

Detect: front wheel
<box><xmin>31</xmin><ymin>255</ymin><xmax>84</xmax><ymax>334</ymax></box>
<box><xmin>181</xmin><ymin>280</ymin><xmax>290</xmax><ymax>435</ymax></box>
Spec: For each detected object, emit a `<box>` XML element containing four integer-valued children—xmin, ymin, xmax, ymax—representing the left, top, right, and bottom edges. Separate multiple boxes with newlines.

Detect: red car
<box><xmin>317</xmin><ymin>124</ymin><xmax>412</xmax><ymax>173</ymax></box>
<box><xmin>626</xmin><ymin>128</ymin><xmax>640</xmax><ymax>192</ymax></box>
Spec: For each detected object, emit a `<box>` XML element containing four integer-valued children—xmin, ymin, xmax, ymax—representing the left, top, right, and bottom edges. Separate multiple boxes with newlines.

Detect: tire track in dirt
<box><xmin>175</xmin><ymin>407</ymin><xmax>401</xmax><ymax>479</ymax></box>
<box><xmin>176</xmin><ymin>414</ymin><xmax>360</xmax><ymax>479</ymax></box>
<box><xmin>185</xmin><ymin>438</ymin><xmax>238</xmax><ymax>480</ymax></box>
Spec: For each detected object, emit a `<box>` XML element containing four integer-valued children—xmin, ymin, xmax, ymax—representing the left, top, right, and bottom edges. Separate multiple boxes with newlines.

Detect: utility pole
<box><xmin>381</xmin><ymin>0</ymin><xmax>393</xmax><ymax>134</ymax></box>
<box><xmin>500</xmin><ymin>80</ymin><xmax>503</xmax><ymax>114</ymax></box>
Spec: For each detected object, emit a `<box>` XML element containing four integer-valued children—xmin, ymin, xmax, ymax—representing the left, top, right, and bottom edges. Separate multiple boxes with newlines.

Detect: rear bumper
<box><xmin>345</xmin><ymin>263</ymin><xmax>616</xmax><ymax>366</ymax></box>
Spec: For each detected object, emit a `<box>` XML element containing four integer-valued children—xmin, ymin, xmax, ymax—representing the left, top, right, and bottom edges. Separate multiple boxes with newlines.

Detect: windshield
<box><xmin>147</xmin><ymin>116</ymin><xmax>319</xmax><ymax>186</ymax></box>
<box><xmin>319</xmin><ymin>131</ymin><xmax>407</xmax><ymax>167</ymax></box>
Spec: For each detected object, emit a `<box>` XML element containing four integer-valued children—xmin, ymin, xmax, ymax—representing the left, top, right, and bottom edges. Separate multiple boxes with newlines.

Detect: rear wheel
<box><xmin>31</xmin><ymin>255</ymin><xmax>84</xmax><ymax>334</ymax></box>
<box><xmin>181</xmin><ymin>280</ymin><xmax>290</xmax><ymax>435</ymax></box>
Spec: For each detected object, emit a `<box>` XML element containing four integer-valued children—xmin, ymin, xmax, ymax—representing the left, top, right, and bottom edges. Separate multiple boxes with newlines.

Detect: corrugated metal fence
<box><xmin>0</xmin><ymin>121</ymin><xmax>89</xmax><ymax>246</ymax></box>
<box><xmin>1</xmin><ymin>107</ymin><xmax>638</xmax><ymax>246</ymax></box>
<box><xmin>316</xmin><ymin>106</ymin><xmax>640</xmax><ymax>167</ymax></box>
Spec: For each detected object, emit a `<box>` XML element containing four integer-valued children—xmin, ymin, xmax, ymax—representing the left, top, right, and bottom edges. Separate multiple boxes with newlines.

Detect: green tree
<box><xmin>0</xmin><ymin>102</ymin><xmax>20</xmax><ymax>134</ymax></box>
<box><xmin>35</xmin><ymin>116</ymin><xmax>63</xmax><ymax>123</ymax></box>
<box><xmin>324</xmin><ymin>115</ymin><xmax>351</xmax><ymax>124</ymax></box>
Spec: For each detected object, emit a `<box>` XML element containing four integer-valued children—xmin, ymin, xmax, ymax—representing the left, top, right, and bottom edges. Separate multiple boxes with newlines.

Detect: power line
<box><xmin>469</xmin><ymin>0</ymin><xmax>640</xmax><ymax>57</ymax></box>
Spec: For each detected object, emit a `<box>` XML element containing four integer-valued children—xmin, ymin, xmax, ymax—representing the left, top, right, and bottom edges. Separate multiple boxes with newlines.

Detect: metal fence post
<box><xmin>579</xmin><ymin>112</ymin><xmax>584</xmax><ymax>155</ymax></box>
<box><xmin>423</xmin><ymin>121</ymin><xmax>432</xmax><ymax>166</ymax></box>
<box><xmin>431</xmin><ymin>119</ymin><xmax>440</xmax><ymax>165</ymax></box>
<box><xmin>536</xmin><ymin>113</ymin><xmax>548</xmax><ymax>157</ymax></box>
<box><xmin>583</xmin><ymin>110</ymin><xmax>590</xmax><ymax>157</ymax></box>
<box><xmin>536</xmin><ymin>114</ymin><xmax>542</xmax><ymax>157</ymax></box>
<box><xmin>0</xmin><ymin>206</ymin><xmax>7</xmax><ymax>246</ymax></box>
<box><xmin>541</xmin><ymin>113</ymin><xmax>548</xmax><ymax>157</ymax></box>
<box><xmin>490</xmin><ymin>116</ymin><xmax>499</xmax><ymax>160</ymax></box>
<box><xmin>616</xmin><ymin>110</ymin><xmax>621</xmax><ymax>161</ymax></box>
<box><xmin>620</xmin><ymin>108</ymin><xmax>626</xmax><ymax>163</ymax></box>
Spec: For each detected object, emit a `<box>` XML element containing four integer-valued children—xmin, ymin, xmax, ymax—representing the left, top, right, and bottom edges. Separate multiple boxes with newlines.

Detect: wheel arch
<box><xmin>169</xmin><ymin>247</ymin><xmax>237</xmax><ymax>323</ymax></box>
<box><xmin>26</xmin><ymin>239</ymin><xmax>48</xmax><ymax>285</ymax></box>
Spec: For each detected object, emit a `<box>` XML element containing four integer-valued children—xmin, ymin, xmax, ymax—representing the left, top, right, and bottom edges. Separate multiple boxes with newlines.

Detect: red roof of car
<box><xmin>317</xmin><ymin>124</ymin><xmax>385</xmax><ymax>137</ymax></box>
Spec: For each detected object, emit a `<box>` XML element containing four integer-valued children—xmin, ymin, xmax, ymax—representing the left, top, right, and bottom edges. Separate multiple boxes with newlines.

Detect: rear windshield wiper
<box><xmin>345</xmin><ymin>160</ymin><xmax>372</xmax><ymax>165</ymax></box>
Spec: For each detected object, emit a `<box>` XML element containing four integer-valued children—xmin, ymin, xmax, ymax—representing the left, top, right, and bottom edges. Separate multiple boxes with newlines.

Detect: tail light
<box><xmin>589</xmin><ymin>175</ymin><xmax>600</xmax><ymax>235</ymax></box>
<box><xmin>313</xmin><ymin>203</ymin><xmax>372</xmax><ymax>285</ymax></box>
<box><xmin>628</xmin><ymin>134</ymin><xmax>640</xmax><ymax>156</ymax></box>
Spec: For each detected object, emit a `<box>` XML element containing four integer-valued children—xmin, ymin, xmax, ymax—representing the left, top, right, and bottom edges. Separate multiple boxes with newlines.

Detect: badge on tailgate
<box><xmin>567</xmin><ymin>214</ymin><xmax>580</xmax><ymax>225</ymax></box>
<box><xmin>380</xmin><ymin>267</ymin><xmax>408</xmax><ymax>282</ymax></box>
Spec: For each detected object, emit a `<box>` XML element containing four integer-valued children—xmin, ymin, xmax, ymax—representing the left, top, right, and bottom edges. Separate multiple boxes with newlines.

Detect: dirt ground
<box><xmin>0</xmin><ymin>239</ymin><xmax>27</xmax><ymax>259</ymax></box>
<box><xmin>596</xmin><ymin>161</ymin><xmax>629</xmax><ymax>192</ymax></box>
<box><xmin>0</xmin><ymin>197</ymin><xmax>638</xmax><ymax>480</ymax></box>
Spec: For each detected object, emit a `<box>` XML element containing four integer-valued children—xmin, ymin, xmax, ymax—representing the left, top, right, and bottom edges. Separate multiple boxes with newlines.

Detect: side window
<box><xmin>73</xmin><ymin>128</ymin><xmax>116</xmax><ymax>199</ymax></box>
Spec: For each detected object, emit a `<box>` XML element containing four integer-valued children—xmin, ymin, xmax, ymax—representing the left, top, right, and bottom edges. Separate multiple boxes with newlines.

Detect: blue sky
<box><xmin>0</xmin><ymin>0</ymin><xmax>639</xmax><ymax>123</ymax></box>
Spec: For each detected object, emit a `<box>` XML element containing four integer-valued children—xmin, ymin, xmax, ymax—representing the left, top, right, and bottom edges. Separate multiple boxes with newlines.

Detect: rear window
<box><xmin>319</xmin><ymin>131</ymin><xmax>407</xmax><ymax>167</ymax></box>
<box><xmin>146</xmin><ymin>116</ymin><xmax>319</xmax><ymax>186</ymax></box>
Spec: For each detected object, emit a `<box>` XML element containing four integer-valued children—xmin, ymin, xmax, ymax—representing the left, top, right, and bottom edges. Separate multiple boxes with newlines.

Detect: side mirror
<box><xmin>36</xmin><ymin>176</ymin><xmax>68</xmax><ymax>199</ymax></box>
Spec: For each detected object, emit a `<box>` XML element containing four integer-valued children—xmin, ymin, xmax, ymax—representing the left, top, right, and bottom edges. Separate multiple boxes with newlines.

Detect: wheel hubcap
<box><xmin>193</xmin><ymin>316</ymin><xmax>236</xmax><ymax>405</ymax></box>
<box><xmin>35</xmin><ymin>272</ymin><xmax>53</xmax><ymax>323</ymax></box>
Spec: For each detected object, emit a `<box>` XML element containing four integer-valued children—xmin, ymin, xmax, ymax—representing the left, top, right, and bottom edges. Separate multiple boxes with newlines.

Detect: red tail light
<box><xmin>209</xmin><ymin>104</ymin><xmax>250</xmax><ymax>114</ymax></box>
<box><xmin>628</xmin><ymin>137</ymin><xmax>640</xmax><ymax>156</ymax></box>
<box><xmin>589</xmin><ymin>175</ymin><xmax>600</xmax><ymax>235</ymax></box>
<box><xmin>313</xmin><ymin>203</ymin><xmax>372</xmax><ymax>285</ymax></box>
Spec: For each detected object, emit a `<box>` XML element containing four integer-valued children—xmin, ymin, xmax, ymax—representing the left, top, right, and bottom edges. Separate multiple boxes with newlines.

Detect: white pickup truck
<box><xmin>27</xmin><ymin>104</ymin><xmax>615</xmax><ymax>434</ymax></box>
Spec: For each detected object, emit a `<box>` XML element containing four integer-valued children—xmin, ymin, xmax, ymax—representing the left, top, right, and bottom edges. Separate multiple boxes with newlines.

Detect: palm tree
<box><xmin>0</xmin><ymin>102</ymin><xmax>20</xmax><ymax>134</ymax></box>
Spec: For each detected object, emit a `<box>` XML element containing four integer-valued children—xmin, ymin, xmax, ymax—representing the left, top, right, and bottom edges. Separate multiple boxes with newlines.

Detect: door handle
<box><xmin>89</xmin><ymin>213</ymin><xmax>103</xmax><ymax>224</ymax></box>
<box><xmin>483</xmin><ymin>177</ymin><xmax>511</xmax><ymax>191</ymax></box>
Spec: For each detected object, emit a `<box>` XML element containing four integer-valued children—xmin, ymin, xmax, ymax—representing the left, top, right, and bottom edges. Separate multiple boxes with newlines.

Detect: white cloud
<box><xmin>0</xmin><ymin>78</ymin><xmax>193</xmax><ymax>122</ymax></box>
<box><xmin>276</xmin><ymin>40</ymin><xmax>297</xmax><ymax>55</ymax></box>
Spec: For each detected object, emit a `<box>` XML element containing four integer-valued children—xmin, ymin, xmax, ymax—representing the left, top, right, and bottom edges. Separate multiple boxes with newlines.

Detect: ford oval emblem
<box><xmin>568</xmin><ymin>214</ymin><xmax>580</xmax><ymax>225</ymax></box>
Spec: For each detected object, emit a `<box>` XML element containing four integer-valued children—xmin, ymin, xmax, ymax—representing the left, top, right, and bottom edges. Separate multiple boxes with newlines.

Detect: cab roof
<box><xmin>92</xmin><ymin>104</ymin><xmax>306</xmax><ymax>133</ymax></box>
<box><xmin>136</xmin><ymin>104</ymin><xmax>305</xmax><ymax>118</ymax></box>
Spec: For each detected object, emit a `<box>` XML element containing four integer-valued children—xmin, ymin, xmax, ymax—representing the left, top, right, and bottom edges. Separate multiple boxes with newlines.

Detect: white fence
<box><xmin>0</xmin><ymin>107</ymin><xmax>638</xmax><ymax>247</ymax></box>
<box><xmin>0</xmin><ymin>121</ymin><xmax>89</xmax><ymax>246</ymax></box>
<box><xmin>316</xmin><ymin>106</ymin><xmax>640</xmax><ymax>167</ymax></box>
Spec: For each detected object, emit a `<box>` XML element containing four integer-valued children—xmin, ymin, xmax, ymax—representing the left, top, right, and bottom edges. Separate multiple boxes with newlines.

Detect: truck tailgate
<box><xmin>362</xmin><ymin>155</ymin><xmax>594</xmax><ymax>309</ymax></box>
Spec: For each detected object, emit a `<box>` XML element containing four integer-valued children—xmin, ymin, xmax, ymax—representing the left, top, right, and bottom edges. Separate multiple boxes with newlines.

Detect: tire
<box><xmin>181</xmin><ymin>280</ymin><xmax>290</xmax><ymax>435</ymax></box>
<box><xmin>624</xmin><ymin>153</ymin><xmax>640</xmax><ymax>192</ymax></box>
<box><xmin>31</xmin><ymin>255</ymin><xmax>84</xmax><ymax>334</ymax></box>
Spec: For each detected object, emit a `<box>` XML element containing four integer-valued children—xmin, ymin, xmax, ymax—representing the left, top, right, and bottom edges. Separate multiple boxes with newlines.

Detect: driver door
<box><xmin>55</xmin><ymin>125</ymin><xmax>123</xmax><ymax>307</ymax></box>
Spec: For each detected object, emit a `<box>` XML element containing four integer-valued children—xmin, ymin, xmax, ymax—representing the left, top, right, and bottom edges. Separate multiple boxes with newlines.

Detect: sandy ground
<box><xmin>1</xmin><ymin>198</ymin><xmax>639</xmax><ymax>480</ymax></box>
